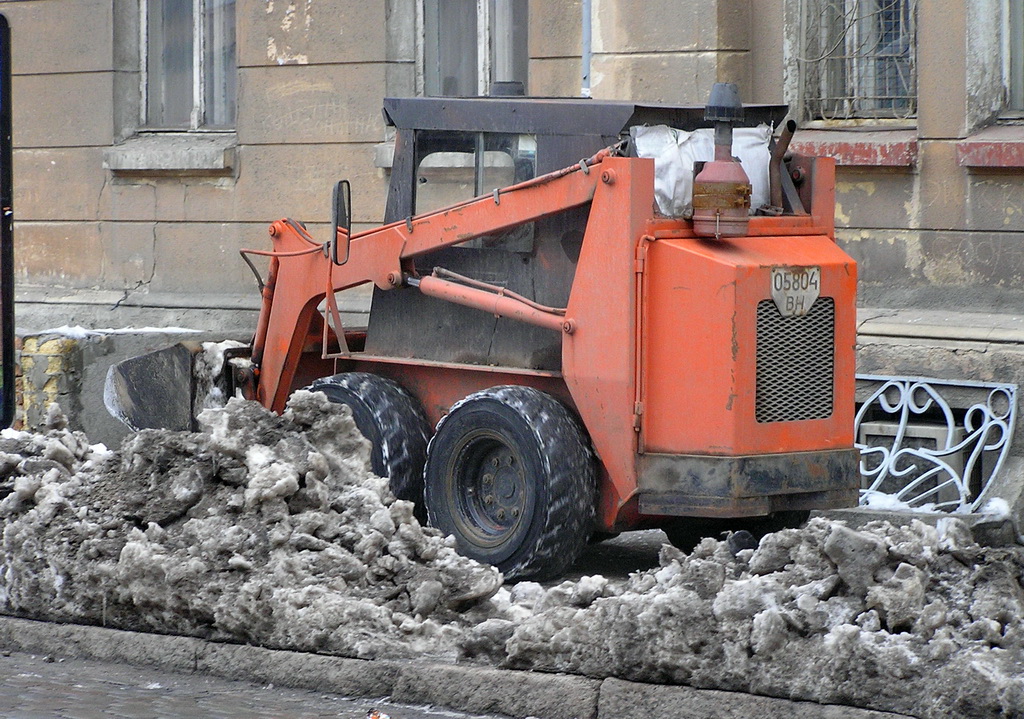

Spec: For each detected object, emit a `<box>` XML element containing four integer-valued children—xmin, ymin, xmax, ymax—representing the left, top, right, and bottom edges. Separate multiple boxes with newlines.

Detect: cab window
<box><xmin>414</xmin><ymin>131</ymin><xmax>536</xmax><ymax>215</ymax></box>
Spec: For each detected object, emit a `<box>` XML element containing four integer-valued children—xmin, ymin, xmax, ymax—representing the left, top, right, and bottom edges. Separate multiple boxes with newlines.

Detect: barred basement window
<box><xmin>796</xmin><ymin>0</ymin><xmax>917</xmax><ymax>120</ymax></box>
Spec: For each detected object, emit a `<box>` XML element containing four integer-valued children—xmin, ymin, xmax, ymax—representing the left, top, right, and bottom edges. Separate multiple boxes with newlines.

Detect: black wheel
<box><xmin>424</xmin><ymin>385</ymin><xmax>596</xmax><ymax>582</ymax></box>
<box><xmin>307</xmin><ymin>372</ymin><xmax>430</xmax><ymax>514</ymax></box>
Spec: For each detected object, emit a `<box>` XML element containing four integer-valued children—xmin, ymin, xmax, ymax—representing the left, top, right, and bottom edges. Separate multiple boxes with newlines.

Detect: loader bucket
<box><xmin>104</xmin><ymin>343</ymin><xmax>199</xmax><ymax>432</ymax></box>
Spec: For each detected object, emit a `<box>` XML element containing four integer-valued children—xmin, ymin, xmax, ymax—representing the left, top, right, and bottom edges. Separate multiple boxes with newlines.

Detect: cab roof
<box><xmin>382</xmin><ymin>96</ymin><xmax>789</xmax><ymax>136</ymax></box>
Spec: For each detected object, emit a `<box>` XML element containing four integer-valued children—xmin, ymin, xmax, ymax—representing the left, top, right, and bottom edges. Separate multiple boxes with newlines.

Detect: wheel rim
<box><xmin>446</xmin><ymin>429</ymin><xmax>530</xmax><ymax>551</ymax></box>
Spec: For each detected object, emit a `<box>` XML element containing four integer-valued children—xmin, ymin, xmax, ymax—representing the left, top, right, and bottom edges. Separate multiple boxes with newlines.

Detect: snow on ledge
<box><xmin>33</xmin><ymin>325</ymin><xmax>203</xmax><ymax>340</ymax></box>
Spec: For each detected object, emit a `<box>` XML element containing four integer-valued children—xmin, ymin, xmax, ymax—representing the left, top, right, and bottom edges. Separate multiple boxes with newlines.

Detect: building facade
<box><xmin>4</xmin><ymin>0</ymin><xmax>1024</xmax><ymax>442</ymax></box>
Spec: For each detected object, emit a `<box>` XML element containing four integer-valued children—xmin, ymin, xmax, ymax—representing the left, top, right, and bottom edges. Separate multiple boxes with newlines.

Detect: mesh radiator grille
<box><xmin>756</xmin><ymin>298</ymin><xmax>835</xmax><ymax>423</ymax></box>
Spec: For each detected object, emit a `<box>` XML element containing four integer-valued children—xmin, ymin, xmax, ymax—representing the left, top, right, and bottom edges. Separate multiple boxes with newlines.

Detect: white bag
<box><xmin>632</xmin><ymin>124</ymin><xmax>772</xmax><ymax>217</ymax></box>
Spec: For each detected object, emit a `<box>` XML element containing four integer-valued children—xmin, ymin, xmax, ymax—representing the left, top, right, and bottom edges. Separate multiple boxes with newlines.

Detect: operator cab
<box><xmin>367</xmin><ymin>97</ymin><xmax>792</xmax><ymax>370</ymax></box>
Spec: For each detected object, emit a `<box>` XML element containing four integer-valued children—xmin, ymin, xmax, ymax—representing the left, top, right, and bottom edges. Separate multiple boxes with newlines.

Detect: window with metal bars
<box><xmin>796</xmin><ymin>0</ymin><xmax>917</xmax><ymax>120</ymax></box>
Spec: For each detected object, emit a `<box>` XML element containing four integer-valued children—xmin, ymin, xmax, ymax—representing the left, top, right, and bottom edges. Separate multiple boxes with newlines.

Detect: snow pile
<box><xmin>499</xmin><ymin>519</ymin><xmax>1024</xmax><ymax>718</ymax></box>
<box><xmin>0</xmin><ymin>395</ymin><xmax>1023</xmax><ymax>717</ymax></box>
<box><xmin>0</xmin><ymin>393</ymin><xmax>501</xmax><ymax>659</ymax></box>
<box><xmin>193</xmin><ymin>339</ymin><xmax>249</xmax><ymax>412</ymax></box>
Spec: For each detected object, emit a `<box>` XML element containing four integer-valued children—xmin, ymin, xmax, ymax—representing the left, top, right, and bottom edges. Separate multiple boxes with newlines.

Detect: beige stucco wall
<box><xmin>4</xmin><ymin>0</ymin><xmax>1024</xmax><ymax>444</ymax></box>
<box><xmin>830</xmin><ymin>0</ymin><xmax>1024</xmax><ymax>312</ymax></box>
<box><xmin>529</xmin><ymin>0</ymin><xmax>755</xmax><ymax>105</ymax></box>
<box><xmin>526</xmin><ymin>0</ymin><xmax>1024</xmax><ymax>313</ymax></box>
<box><xmin>5</xmin><ymin>0</ymin><xmax>401</xmax><ymax>322</ymax></box>
<box><xmin>5</xmin><ymin>0</ymin><xmax>1024</xmax><ymax>323</ymax></box>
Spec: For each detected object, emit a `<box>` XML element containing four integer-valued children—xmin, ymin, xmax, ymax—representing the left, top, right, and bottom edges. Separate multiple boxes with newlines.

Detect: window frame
<box><xmin>417</xmin><ymin>0</ymin><xmax>527</xmax><ymax>97</ymax></box>
<box><xmin>787</xmin><ymin>0</ymin><xmax>918</xmax><ymax>125</ymax></box>
<box><xmin>139</xmin><ymin>0</ymin><xmax>237</xmax><ymax>131</ymax></box>
<box><xmin>412</xmin><ymin>129</ymin><xmax>537</xmax><ymax>250</ymax></box>
<box><xmin>1004</xmin><ymin>0</ymin><xmax>1024</xmax><ymax>113</ymax></box>
<box><xmin>412</xmin><ymin>130</ymin><xmax>537</xmax><ymax>211</ymax></box>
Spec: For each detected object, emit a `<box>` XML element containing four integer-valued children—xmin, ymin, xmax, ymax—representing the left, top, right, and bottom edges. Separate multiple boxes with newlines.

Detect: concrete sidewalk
<box><xmin>857</xmin><ymin>307</ymin><xmax>1024</xmax><ymax>345</ymax></box>
<box><xmin>0</xmin><ymin>616</ymin><xmax>910</xmax><ymax>719</ymax></box>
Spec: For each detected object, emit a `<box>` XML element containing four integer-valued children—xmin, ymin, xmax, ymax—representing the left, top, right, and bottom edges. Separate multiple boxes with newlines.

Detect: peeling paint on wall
<box><xmin>901</xmin><ymin>232</ymin><xmax>925</xmax><ymax>279</ymax></box>
<box><xmin>592</xmin><ymin>0</ymin><xmax>607</xmax><ymax>55</ymax></box>
<box><xmin>835</xmin><ymin>202</ymin><xmax>851</xmax><ymax>226</ymax></box>
<box><xmin>266</xmin><ymin>0</ymin><xmax>314</xmax><ymax>65</ymax></box>
<box><xmin>970</xmin><ymin>178</ymin><xmax>1024</xmax><ymax>232</ymax></box>
<box><xmin>836</xmin><ymin>181</ymin><xmax>877</xmax><ymax>197</ymax></box>
<box><xmin>1005</xmin><ymin>206</ymin><xmax>1018</xmax><ymax>226</ymax></box>
<box><xmin>267</xmin><ymin>37</ymin><xmax>309</xmax><ymax>65</ymax></box>
<box><xmin>922</xmin><ymin>248</ymin><xmax>973</xmax><ymax>285</ymax></box>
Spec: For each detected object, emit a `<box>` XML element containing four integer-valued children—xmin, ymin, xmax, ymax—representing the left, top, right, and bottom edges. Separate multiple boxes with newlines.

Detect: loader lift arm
<box><xmin>250</xmin><ymin>147</ymin><xmax>616</xmax><ymax>413</ymax></box>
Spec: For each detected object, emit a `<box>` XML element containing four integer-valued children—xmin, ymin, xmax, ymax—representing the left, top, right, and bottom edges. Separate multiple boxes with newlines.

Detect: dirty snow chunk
<box><xmin>866</xmin><ymin>562</ymin><xmax>927</xmax><ymax>632</ymax></box>
<box><xmin>460</xmin><ymin>617</ymin><xmax>517</xmax><ymax>662</ymax></box>
<box><xmin>750</xmin><ymin>608</ymin><xmax>788</xmax><ymax>656</ymax></box>
<box><xmin>3</xmin><ymin>404</ymin><xmax>1024</xmax><ymax>717</ymax></box>
<box><xmin>979</xmin><ymin>497</ymin><xmax>1011</xmax><ymax>519</ymax></box>
<box><xmin>937</xmin><ymin>516</ymin><xmax>976</xmax><ymax>554</ymax></box>
<box><xmin>194</xmin><ymin>340</ymin><xmax>248</xmax><ymax>411</ymax></box>
<box><xmin>243</xmin><ymin>446</ymin><xmax>301</xmax><ymax>506</ymax></box>
<box><xmin>571</xmin><ymin>575</ymin><xmax>611</xmax><ymax>605</ymax></box>
<box><xmin>748</xmin><ymin>529</ymin><xmax>801</xmax><ymax>575</ymax></box>
<box><xmin>822</xmin><ymin>523</ymin><xmax>889</xmax><ymax>596</ymax></box>
<box><xmin>10</xmin><ymin>474</ymin><xmax>42</xmax><ymax>502</ymax></box>
<box><xmin>712</xmin><ymin>575</ymin><xmax>782</xmax><ymax>621</ymax></box>
<box><xmin>0</xmin><ymin>394</ymin><xmax>501</xmax><ymax>661</ymax></box>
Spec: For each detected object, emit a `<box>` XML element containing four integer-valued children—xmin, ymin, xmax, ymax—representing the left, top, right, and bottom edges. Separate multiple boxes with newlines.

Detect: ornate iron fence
<box><xmin>854</xmin><ymin>375</ymin><xmax>1017</xmax><ymax>513</ymax></box>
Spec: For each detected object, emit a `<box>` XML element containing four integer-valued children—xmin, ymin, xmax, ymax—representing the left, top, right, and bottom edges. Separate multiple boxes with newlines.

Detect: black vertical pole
<box><xmin>0</xmin><ymin>15</ymin><xmax>14</xmax><ymax>429</ymax></box>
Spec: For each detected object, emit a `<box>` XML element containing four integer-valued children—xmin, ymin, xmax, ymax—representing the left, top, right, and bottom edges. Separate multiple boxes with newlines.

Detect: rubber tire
<box><xmin>663</xmin><ymin>511</ymin><xmax>811</xmax><ymax>553</ymax></box>
<box><xmin>424</xmin><ymin>385</ymin><xmax>596</xmax><ymax>582</ymax></box>
<box><xmin>307</xmin><ymin>372</ymin><xmax>430</xmax><ymax>515</ymax></box>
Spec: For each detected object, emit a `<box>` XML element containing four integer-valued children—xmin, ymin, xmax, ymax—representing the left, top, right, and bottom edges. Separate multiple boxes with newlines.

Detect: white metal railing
<box><xmin>855</xmin><ymin>375</ymin><xmax>1017</xmax><ymax>513</ymax></box>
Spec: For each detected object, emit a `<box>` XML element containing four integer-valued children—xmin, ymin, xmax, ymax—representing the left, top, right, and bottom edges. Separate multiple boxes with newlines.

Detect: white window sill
<box><xmin>374</xmin><ymin>140</ymin><xmax>395</xmax><ymax>170</ymax></box>
<box><xmin>104</xmin><ymin>132</ymin><xmax>237</xmax><ymax>176</ymax></box>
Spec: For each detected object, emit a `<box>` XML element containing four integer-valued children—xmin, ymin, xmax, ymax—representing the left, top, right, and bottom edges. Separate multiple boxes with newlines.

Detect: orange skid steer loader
<box><xmin>108</xmin><ymin>85</ymin><xmax>859</xmax><ymax>581</ymax></box>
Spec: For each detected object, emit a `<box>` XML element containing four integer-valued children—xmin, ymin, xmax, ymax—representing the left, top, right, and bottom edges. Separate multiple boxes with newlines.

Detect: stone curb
<box><xmin>0</xmin><ymin>616</ymin><xmax>914</xmax><ymax>719</ymax></box>
<box><xmin>599</xmin><ymin>678</ymin><xmax>911</xmax><ymax>719</ymax></box>
<box><xmin>391</xmin><ymin>662</ymin><xmax>601</xmax><ymax>719</ymax></box>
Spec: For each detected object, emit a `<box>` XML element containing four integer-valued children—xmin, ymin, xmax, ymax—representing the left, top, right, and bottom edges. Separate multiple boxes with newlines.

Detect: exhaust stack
<box><xmin>691</xmin><ymin>83</ymin><xmax>751</xmax><ymax>239</ymax></box>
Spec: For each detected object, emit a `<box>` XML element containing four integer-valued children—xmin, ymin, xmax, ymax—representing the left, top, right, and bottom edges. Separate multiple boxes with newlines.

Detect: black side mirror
<box><xmin>0</xmin><ymin>15</ymin><xmax>15</xmax><ymax>429</ymax></box>
<box><xmin>331</xmin><ymin>180</ymin><xmax>352</xmax><ymax>266</ymax></box>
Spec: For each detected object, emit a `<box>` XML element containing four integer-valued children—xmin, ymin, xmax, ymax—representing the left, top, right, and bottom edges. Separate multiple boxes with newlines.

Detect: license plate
<box><xmin>770</xmin><ymin>266</ymin><xmax>821</xmax><ymax>317</ymax></box>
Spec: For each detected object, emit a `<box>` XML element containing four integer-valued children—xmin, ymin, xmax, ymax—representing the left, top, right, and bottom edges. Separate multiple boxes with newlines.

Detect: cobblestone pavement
<box><xmin>0</xmin><ymin>651</ymin><xmax>504</xmax><ymax>719</ymax></box>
